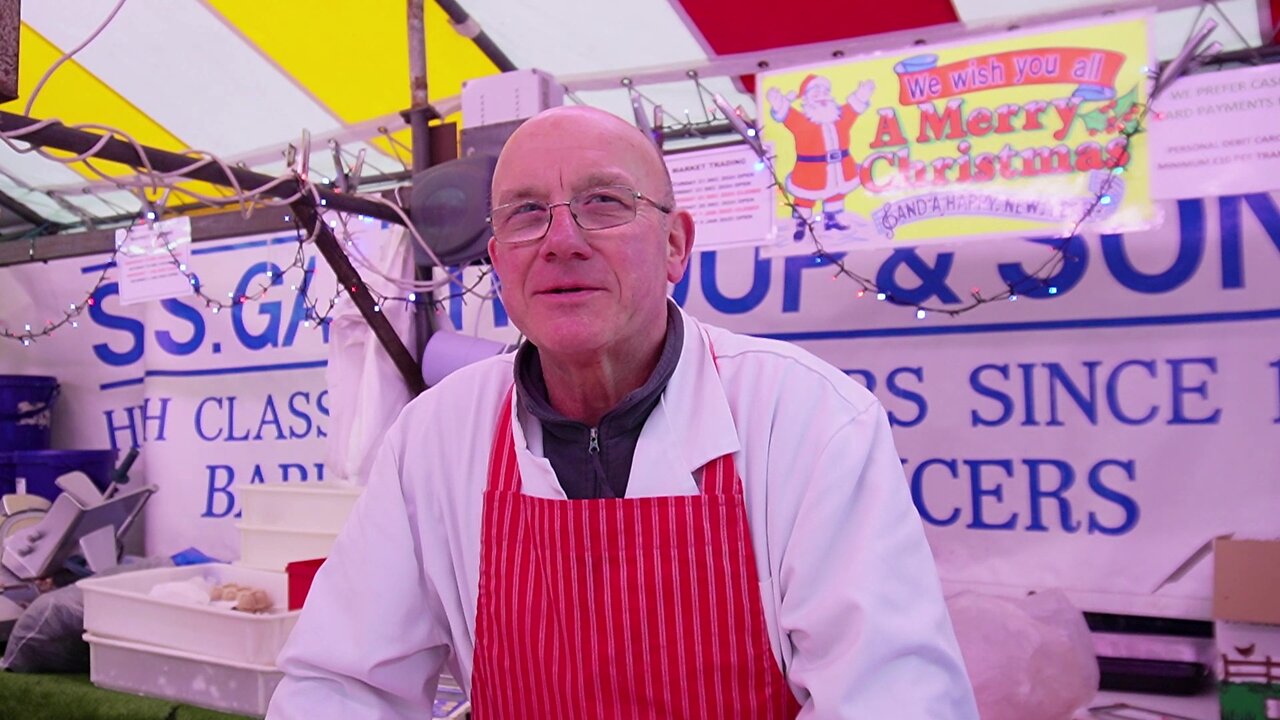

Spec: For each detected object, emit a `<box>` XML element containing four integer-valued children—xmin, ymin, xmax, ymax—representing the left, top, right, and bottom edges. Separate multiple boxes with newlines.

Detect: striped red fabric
<box><xmin>471</xmin><ymin>386</ymin><xmax>800</xmax><ymax>718</ymax></box>
<box><xmin>674</xmin><ymin>0</ymin><xmax>960</xmax><ymax>56</ymax></box>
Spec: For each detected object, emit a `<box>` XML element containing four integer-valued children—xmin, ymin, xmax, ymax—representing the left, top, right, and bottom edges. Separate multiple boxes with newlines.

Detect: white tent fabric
<box><xmin>0</xmin><ymin>0</ymin><xmax>1271</xmax><ymax>232</ymax></box>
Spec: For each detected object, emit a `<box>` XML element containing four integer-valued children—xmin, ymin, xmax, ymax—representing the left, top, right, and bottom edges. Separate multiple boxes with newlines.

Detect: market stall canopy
<box><xmin>0</xmin><ymin>0</ymin><xmax>1273</xmax><ymax>237</ymax></box>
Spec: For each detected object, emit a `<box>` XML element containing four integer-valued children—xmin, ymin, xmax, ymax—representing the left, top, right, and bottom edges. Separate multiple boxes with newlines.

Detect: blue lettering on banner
<box><xmin>909</xmin><ymin>458</ymin><xmax>962</xmax><ymax>526</ymax></box>
<box><xmin>845</xmin><ymin>369</ymin><xmax>875</xmax><ymax>390</ymax></box>
<box><xmin>904</xmin><ymin>456</ymin><xmax>1141</xmax><ymax>535</ymax></box>
<box><xmin>156</xmin><ymin>298</ymin><xmax>206</xmax><ymax>355</ymax></box>
<box><xmin>447</xmin><ymin>266</ymin><xmax>465</xmax><ymax>330</ymax></box>
<box><xmin>967</xmin><ymin>358</ymin><xmax>1223</xmax><ymax>427</ymax></box>
<box><xmin>1046</xmin><ymin>361</ymin><xmax>1102</xmax><ymax>426</ymax></box>
<box><xmin>233</xmin><ymin>261</ymin><xmax>286</xmax><ymax>349</ymax></box>
<box><xmin>875</xmin><ymin>249</ymin><xmax>961</xmax><ymax>305</ymax></box>
<box><xmin>782</xmin><ymin>253</ymin><xmax>846</xmax><ymax>313</ymax></box>
<box><xmin>1168</xmin><ymin>357</ymin><xmax>1222</xmax><ymax>425</ymax></box>
<box><xmin>1101</xmin><ymin>199</ymin><xmax>1204</xmax><ymax>293</ymax></box>
<box><xmin>701</xmin><ymin>248</ymin><xmax>770</xmax><ymax>314</ymax></box>
<box><xmin>965</xmin><ymin>459</ymin><xmax>1019</xmax><ymax>530</ymax></box>
<box><xmin>249</xmin><ymin>464</ymin><xmax>267</xmax><ymax>485</ymax></box>
<box><xmin>255</xmin><ymin>395</ymin><xmax>285</xmax><ymax>441</ymax></box>
<box><xmin>88</xmin><ymin>258</ymin><xmax>329</xmax><ymax>366</ymax></box>
<box><xmin>1272</xmin><ymin>358</ymin><xmax>1280</xmax><ymax>423</ymax></box>
<box><xmin>288</xmin><ymin>391</ymin><xmax>314</xmax><ymax>438</ymax></box>
<box><xmin>315</xmin><ymin>390</ymin><xmax>329</xmax><ymax>438</ymax></box>
<box><xmin>674</xmin><ymin>194</ymin><xmax>1280</xmax><ymax>320</ymax></box>
<box><xmin>1106</xmin><ymin>360</ymin><xmax>1160</xmax><ymax>425</ymax></box>
<box><xmin>843</xmin><ymin>367</ymin><xmax>929</xmax><ymax>427</ymax></box>
<box><xmin>886</xmin><ymin>367</ymin><xmax>928</xmax><ymax>427</ymax></box>
<box><xmin>1087</xmin><ymin>459</ymin><xmax>1140</xmax><ymax>536</ymax></box>
<box><xmin>195</xmin><ymin>391</ymin><xmax>329</xmax><ymax>442</ymax></box>
<box><xmin>1018</xmin><ymin>363</ymin><xmax>1039</xmax><ymax>427</ymax></box>
<box><xmin>284</xmin><ymin>257</ymin><xmax>332</xmax><ymax>346</ymax></box>
<box><xmin>447</xmin><ymin>265</ymin><xmax>508</xmax><ymax>330</ymax></box>
<box><xmin>225</xmin><ymin>397</ymin><xmax>251</xmax><ymax>442</ymax></box>
<box><xmin>102</xmin><ymin>398</ymin><xmax>171</xmax><ymax>450</ymax></box>
<box><xmin>195</xmin><ymin>397</ymin><xmax>222</xmax><ymax>441</ymax></box>
<box><xmin>202</xmin><ymin>461</ymin><xmax>329</xmax><ymax>518</ymax></box>
<box><xmin>203</xmin><ymin>465</ymin><xmax>237</xmax><ymax>518</ymax></box>
<box><xmin>105</xmin><ymin>406</ymin><xmax>140</xmax><ymax>449</ymax></box>
<box><xmin>1025</xmin><ymin>459</ymin><xmax>1082</xmax><ymax>533</ymax></box>
<box><xmin>969</xmin><ymin>364</ymin><xmax>1014</xmax><ymax>427</ymax></box>
<box><xmin>1219</xmin><ymin>194</ymin><xmax>1280</xmax><ymax>289</ymax></box>
<box><xmin>279</xmin><ymin>463</ymin><xmax>310</xmax><ymax>482</ymax></box>
<box><xmin>90</xmin><ymin>283</ymin><xmax>144</xmax><ymax>366</ymax></box>
<box><xmin>997</xmin><ymin>236</ymin><xmax>1088</xmax><ymax>297</ymax></box>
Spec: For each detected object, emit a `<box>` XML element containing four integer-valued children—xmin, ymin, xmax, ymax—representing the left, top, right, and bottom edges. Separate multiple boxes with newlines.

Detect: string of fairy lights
<box><xmin>683</xmin><ymin>73</ymin><xmax>1157</xmax><ymax>320</ymax></box>
<box><xmin>1</xmin><ymin>12</ymin><xmax>1222</xmax><ymax>344</ymax></box>
<box><xmin>0</xmin><ymin>132</ymin><xmax>495</xmax><ymax>345</ymax></box>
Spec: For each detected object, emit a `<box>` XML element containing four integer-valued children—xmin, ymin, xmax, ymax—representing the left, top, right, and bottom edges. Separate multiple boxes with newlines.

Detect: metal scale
<box><xmin>0</xmin><ymin>449</ymin><xmax>153</xmax><ymax>641</ymax></box>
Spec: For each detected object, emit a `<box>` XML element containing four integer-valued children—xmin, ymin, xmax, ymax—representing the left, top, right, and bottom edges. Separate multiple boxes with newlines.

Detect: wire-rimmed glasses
<box><xmin>488</xmin><ymin>185</ymin><xmax>672</xmax><ymax>245</ymax></box>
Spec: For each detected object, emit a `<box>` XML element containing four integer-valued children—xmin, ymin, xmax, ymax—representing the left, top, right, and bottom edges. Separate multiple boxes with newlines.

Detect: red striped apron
<box><xmin>471</xmin><ymin>385</ymin><xmax>801</xmax><ymax>718</ymax></box>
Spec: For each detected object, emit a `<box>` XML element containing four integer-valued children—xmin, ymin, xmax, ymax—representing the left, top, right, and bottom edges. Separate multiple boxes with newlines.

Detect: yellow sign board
<box><xmin>758</xmin><ymin>13</ymin><xmax>1155</xmax><ymax>250</ymax></box>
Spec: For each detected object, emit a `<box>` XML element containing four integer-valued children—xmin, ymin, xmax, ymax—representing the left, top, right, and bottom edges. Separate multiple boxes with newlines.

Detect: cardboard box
<box><xmin>1214</xmin><ymin>538</ymin><xmax>1280</xmax><ymax>720</ymax></box>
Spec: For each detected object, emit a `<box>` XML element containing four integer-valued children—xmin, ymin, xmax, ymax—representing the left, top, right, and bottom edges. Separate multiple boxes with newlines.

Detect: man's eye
<box><xmin>582</xmin><ymin>190</ymin><xmax>627</xmax><ymax>206</ymax></box>
<box><xmin>509</xmin><ymin>201</ymin><xmax>546</xmax><ymax>216</ymax></box>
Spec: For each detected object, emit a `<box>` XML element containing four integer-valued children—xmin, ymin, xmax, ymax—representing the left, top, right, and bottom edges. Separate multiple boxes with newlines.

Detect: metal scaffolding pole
<box><xmin>0</xmin><ymin>110</ymin><xmax>426</xmax><ymax>396</ymax></box>
<box><xmin>0</xmin><ymin>112</ymin><xmax>402</xmax><ymax>224</ymax></box>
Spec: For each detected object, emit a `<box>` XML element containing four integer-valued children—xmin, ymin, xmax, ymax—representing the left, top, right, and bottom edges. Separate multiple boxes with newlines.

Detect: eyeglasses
<box><xmin>488</xmin><ymin>185</ymin><xmax>672</xmax><ymax>245</ymax></box>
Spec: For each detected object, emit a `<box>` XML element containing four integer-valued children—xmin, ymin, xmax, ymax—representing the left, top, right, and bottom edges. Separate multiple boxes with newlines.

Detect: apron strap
<box><xmin>489</xmin><ymin>335</ymin><xmax>741</xmax><ymax>498</ymax></box>
<box><xmin>486</xmin><ymin>386</ymin><xmax>520</xmax><ymax>494</ymax></box>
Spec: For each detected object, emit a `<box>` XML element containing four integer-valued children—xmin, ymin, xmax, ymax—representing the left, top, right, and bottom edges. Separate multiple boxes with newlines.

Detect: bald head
<box><xmin>492</xmin><ymin>106</ymin><xmax>675</xmax><ymax>208</ymax></box>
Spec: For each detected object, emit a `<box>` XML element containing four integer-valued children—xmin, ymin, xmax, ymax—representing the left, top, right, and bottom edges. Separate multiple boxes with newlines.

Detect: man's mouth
<box><xmin>540</xmin><ymin>286</ymin><xmax>597</xmax><ymax>295</ymax></box>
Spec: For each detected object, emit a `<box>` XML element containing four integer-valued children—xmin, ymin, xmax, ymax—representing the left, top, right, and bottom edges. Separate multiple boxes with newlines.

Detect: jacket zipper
<box><xmin>588</xmin><ymin>427</ymin><xmax>600</xmax><ymax>454</ymax></box>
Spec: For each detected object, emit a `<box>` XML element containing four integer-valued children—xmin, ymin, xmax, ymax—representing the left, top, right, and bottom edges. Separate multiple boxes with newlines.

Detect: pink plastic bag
<box><xmin>947</xmin><ymin>589</ymin><xmax>1099</xmax><ymax>720</ymax></box>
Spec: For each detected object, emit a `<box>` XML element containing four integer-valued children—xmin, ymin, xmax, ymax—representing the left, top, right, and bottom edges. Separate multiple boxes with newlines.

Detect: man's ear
<box><xmin>487</xmin><ymin>235</ymin><xmax>500</xmax><ymax>265</ymax></box>
<box><xmin>665</xmin><ymin>208</ymin><xmax>696</xmax><ymax>284</ymax></box>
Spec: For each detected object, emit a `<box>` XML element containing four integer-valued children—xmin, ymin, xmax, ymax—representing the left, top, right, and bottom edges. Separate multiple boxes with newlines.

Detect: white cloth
<box><xmin>324</xmin><ymin>222</ymin><xmax>418</xmax><ymax>485</ymax></box>
<box><xmin>269</xmin><ymin>307</ymin><xmax>979</xmax><ymax>719</ymax></box>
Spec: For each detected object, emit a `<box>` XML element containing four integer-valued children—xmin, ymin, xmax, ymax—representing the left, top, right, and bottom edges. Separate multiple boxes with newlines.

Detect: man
<box><xmin>767</xmin><ymin>74</ymin><xmax>874</xmax><ymax>241</ymax></box>
<box><xmin>268</xmin><ymin>106</ymin><xmax>977</xmax><ymax>719</ymax></box>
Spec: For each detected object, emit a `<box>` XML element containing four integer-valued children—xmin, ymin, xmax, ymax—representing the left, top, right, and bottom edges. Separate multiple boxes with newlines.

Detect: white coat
<box><xmin>269</xmin><ymin>308</ymin><xmax>979</xmax><ymax>719</ymax></box>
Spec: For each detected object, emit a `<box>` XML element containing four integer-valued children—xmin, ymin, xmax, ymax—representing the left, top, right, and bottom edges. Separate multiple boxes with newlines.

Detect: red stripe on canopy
<box><xmin>675</xmin><ymin>0</ymin><xmax>960</xmax><ymax>56</ymax></box>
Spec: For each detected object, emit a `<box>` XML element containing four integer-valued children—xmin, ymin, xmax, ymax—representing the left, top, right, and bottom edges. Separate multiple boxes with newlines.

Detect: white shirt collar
<box><xmin>510</xmin><ymin>305</ymin><xmax>740</xmax><ymax>499</ymax></box>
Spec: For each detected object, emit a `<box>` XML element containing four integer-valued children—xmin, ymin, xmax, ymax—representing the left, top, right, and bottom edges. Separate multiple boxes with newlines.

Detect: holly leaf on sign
<box><xmin>1080</xmin><ymin>109</ymin><xmax>1109</xmax><ymax>133</ymax></box>
<box><xmin>1113</xmin><ymin>86</ymin><xmax>1139</xmax><ymax>118</ymax></box>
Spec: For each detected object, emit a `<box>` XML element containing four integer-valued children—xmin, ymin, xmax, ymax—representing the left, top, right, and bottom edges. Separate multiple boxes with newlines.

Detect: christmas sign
<box><xmin>758</xmin><ymin>13</ymin><xmax>1157</xmax><ymax>253</ymax></box>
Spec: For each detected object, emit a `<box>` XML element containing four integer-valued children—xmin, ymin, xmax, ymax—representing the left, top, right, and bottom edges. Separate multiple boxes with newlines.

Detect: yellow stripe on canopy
<box><xmin>204</xmin><ymin>0</ymin><xmax>497</xmax><ymax>125</ymax></box>
<box><xmin>9</xmin><ymin>24</ymin><xmax>238</xmax><ymax>205</ymax></box>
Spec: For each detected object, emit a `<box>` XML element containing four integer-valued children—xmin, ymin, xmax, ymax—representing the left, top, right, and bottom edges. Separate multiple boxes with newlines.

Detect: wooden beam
<box><xmin>0</xmin><ymin>206</ymin><xmax>295</xmax><ymax>267</ymax></box>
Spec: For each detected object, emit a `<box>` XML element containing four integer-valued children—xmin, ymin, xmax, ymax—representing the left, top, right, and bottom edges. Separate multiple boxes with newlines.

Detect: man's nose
<box><xmin>541</xmin><ymin>203</ymin><xmax>591</xmax><ymax>256</ymax></box>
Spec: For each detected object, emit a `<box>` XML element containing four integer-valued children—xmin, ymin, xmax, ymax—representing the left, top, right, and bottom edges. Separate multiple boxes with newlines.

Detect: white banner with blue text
<box><xmin>0</xmin><ymin>222</ymin><xmax>391</xmax><ymax>561</ymax></box>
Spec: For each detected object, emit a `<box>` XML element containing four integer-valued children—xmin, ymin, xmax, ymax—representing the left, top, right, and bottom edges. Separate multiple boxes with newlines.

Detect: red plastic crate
<box><xmin>285</xmin><ymin>557</ymin><xmax>326</xmax><ymax>610</ymax></box>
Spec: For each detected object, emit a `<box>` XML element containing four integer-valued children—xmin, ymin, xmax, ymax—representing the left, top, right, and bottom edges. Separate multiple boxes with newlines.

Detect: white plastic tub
<box><xmin>237</xmin><ymin>523</ymin><xmax>338</xmax><ymax>572</ymax></box>
<box><xmin>79</xmin><ymin>563</ymin><xmax>298</xmax><ymax>666</ymax></box>
<box><xmin>239</xmin><ymin>483</ymin><xmax>362</xmax><ymax>534</ymax></box>
<box><xmin>86</xmin><ymin>632</ymin><xmax>283</xmax><ymax>717</ymax></box>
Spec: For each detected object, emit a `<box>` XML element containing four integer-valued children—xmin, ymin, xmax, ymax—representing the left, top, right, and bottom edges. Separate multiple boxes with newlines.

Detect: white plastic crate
<box><xmin>239</xmin><ymin>483</ymin><xmax>362</xmax><ymax>534</ymax></box>
<box><xmin>237</xmin><ymin>523</ymin><xmax>338</xmax><ymax>572</ymax></box>
<box><xmin>79</xmin><ymin>563</ymin><xmax>298</xmax><ymax>666</ymax></box>
<box><xmin>86</xmin><ymin>632</ymin><xmax>282</xmax><ymax>717</ymax></box>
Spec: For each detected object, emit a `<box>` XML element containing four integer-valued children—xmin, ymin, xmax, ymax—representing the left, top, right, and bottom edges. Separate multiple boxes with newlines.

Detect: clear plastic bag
<box><xmin>947</xmin><ymin>589</ymin><xmax>1099</xmax><ymax>720</ymax></box>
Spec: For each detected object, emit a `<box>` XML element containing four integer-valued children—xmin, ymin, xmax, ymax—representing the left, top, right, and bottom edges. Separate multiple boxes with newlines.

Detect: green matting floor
<box><xmin>0</xmin><ymin>670</ymin><xmax>252</xmax><ymax>720</ymax></box>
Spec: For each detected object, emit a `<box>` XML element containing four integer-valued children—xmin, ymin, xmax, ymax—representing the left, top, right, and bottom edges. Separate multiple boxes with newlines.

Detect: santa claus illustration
<box><xmin>767</xmin><ymin>74</ymin><xmax>875</xmax><ymax>241</ymax></box>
